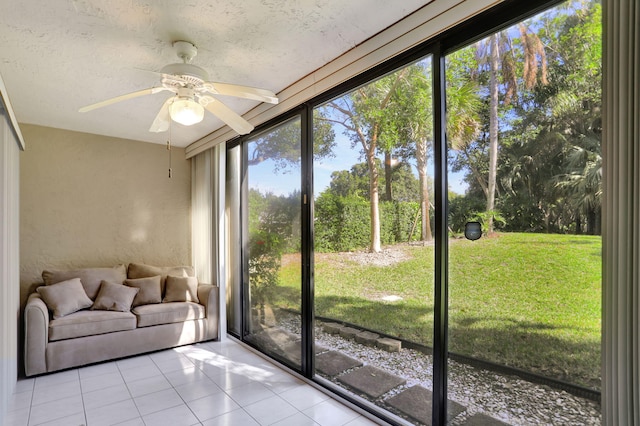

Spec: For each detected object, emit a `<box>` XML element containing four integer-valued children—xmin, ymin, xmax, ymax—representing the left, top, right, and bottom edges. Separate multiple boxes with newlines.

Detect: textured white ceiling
<box><xmin>0</xmin><ymin>0</ymin><xmax>432</xmax><ymax>147</ymax></box>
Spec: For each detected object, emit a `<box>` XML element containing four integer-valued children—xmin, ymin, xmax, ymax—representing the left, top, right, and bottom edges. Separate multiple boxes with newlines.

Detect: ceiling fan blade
<box><xmin>203</xmin><ymin>82</ymin><xmax>278</xmax><ymax>104</ymax></box>
<box><xmin>199</xmin><ymin>96</ymin><xmax>254</xmax><ymax>135</ymax></box>
<box><xmin>79</xmin><ymin>87</ymin><xmax>170</xmax><ymax>113</ymax></box>
<box><xmin>149</xmin><ymin>98</ymin><xmax>172</xmax><ymax>133</ymax></box>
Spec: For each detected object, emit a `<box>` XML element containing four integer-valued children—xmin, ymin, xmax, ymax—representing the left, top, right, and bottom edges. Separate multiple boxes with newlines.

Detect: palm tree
<box><xmin>476</xmin><ymin>24</ymin><xmax>548</xmax><ymax>232</ymax></box>
<box><xmin>554</xmin><ymin>138</ymin><xmax>602</xmax><ymax>235</ymax></box>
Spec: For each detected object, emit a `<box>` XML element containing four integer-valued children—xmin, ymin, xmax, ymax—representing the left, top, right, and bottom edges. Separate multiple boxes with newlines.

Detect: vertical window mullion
<box><xmin>301</xmin><ymin>104</ymin><xmax>315</xmax><ymax>378</ymax></box>
<box><xmin>432</xmin><ymin>43</ymin><xmax>449</xmax><ymax>426</ymax></box>
<box><xmin>240</xmin><ymin>139</ymin><xmax>250</xmax><ymax>339</ymax></box>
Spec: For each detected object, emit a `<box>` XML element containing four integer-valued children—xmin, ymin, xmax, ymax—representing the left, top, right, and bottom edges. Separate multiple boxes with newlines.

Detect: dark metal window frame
<box><xmin>229</xmin><ymin>0</ymin><xmax>564</xmax><ymax>424</ymax></box>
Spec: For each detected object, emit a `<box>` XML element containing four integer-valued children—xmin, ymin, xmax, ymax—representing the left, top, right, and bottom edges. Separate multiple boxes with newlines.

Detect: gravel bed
<box><xmin>278</xmin><ymin>313</ymin><xmax>601</xmax><ymax>426</ymax></box>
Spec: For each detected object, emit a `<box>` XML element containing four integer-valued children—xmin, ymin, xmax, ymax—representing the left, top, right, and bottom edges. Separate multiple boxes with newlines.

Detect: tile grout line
<box><xmin>26</xmin><ymin>379</ymin><xmax>35</xmax><ymax>426</ymax></box>
<box><xmin>77</xmin><ymin>368</ymin><xmax>89</xmax><ymax>426</ymax></box>
<box><xmin>151</xmin><ymin>350</ymin><xmax>202</xmax><ymax>424</ymax></box>
<box><xmin>116</xmin><ymin>358</ymin><xmax>147</xmax><ymax>425</ymax></box>
<box><xmin>173</xmin><ymin>345</ymin><xmax>296</xmax><ymax>425</ymax></box>
<box><xmin>179</xmin><ymin>346</ymin><xmax>264</xmax><ymax>424</ymax></box>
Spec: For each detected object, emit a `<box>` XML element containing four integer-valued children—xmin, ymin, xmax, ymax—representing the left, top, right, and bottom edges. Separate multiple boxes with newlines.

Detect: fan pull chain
<box><xmin>167</xmin><ymin>124</ymin><xmax>172</xmax><ymax>178</ymax></box>
<box><xmin>167</xmin><ymin>140</ymin><xmax>172</xmax><ymax>178</ymax></box>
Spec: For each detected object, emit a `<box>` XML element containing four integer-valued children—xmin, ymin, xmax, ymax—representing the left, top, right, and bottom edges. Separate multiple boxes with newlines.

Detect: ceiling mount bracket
<box><xmin>173</xmin><ymin>41</ymin><xmax>197</xmax><ymax>64</ymax></box>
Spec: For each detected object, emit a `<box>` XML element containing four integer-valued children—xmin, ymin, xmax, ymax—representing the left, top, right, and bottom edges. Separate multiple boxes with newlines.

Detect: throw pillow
<box><xmin>42</xmin><ymin>265</ymin><xmax>127</xmax><ymax>300</ymax></box>
<box><xmin>163</xmin><ymin>276</ymin><xmax>199</xmax><ymax>303</ymax></box>
<box><xmin>127</xmin><ymin>263</ymin><xmax>194</xmax><ymax>295</ymax></box>
<box><xmin>36</xmin><ymin>278</ymin><xmax>93</xmax><ymax>319</ymax></box>
<box><xmin>124</xmin><ymin>275</ymin><xmax>162</xmax><ymax>307</ymax></box>
<box><xmin>91</xmin><ymin>281</ymin><xmax>139</xmax><ymax>312</ymax></box>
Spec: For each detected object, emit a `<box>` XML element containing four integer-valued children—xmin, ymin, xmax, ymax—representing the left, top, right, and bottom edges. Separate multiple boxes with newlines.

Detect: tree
<box><xmin>248</xmin><ymin>110</ymin><xmax>335</xmax><ymax>169</ymax></box>
<box><xmin>321</xmin><ymin>69</ymin><xmax>408</xmax><ymax>252</ymax></box>
<box><xmin>474</xmin><ymin>23</ymin><xmax>548</xmax><ymax>232</ymax></box>
<box><xmin>488</xmin><ymin>1</ymin><xmax>601</xmax><ymax>235</ymax></box>
<box><xmin>545</xmin><ymin>2</ymin><xmax>602</xmax><ymax>234</ymax></box>
<box><xmin>391</xmin><ymin>60</ymin><xmax>435</xmax><ymax>242</ymax></box>
<box><xmin>326</xmin><ymin>162</ymin><xmax>376</xmax><ymax>199</ymax></box>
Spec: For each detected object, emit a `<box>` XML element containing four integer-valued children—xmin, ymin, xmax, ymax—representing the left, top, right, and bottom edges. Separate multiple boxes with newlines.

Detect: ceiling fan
<box><xmin>79</xmin><ymin>40</ymin><xmax>279</xmax><ymax>135</ymax></box>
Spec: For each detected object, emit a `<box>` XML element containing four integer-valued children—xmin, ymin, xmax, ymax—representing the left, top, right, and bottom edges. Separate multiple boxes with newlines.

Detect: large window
<box><xmin>228</xmin><ymin>117</ymin><xmax>304</xmax><ymax>370</ymax></box>
<box><xmin>312</xmin><ymin>56</ymin><xmax>436</xmax><ymax>423</ymax></box>
<box><xmin>446</xmin><ymin>2</ymin><xmax>602</xmax><ymax>423</ymax></box>
<box><xmin>227</xmin><ymin>1</ymin><xmax>602</xmax><ymax>424</ymax></box>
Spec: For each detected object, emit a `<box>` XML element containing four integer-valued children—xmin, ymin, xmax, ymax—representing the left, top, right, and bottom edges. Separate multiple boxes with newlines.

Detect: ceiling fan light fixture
<box><xmin>169</xmin><ymin>97</ymin><xmax>204</xmax><ymax>126</ymax></box>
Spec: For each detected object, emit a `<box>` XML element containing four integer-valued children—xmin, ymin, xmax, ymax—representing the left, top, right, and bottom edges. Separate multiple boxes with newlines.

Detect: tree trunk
<box><xmin>369</xmin><ymin>157</ymin><xmax>381</xmax><ymax>253</ymax></box>
<box><xmin>416</xmin><ymin>137</ymin><xmax>432</xmax><ymax>242</ymax></box>
<box><xmin>384</xmin><ymin>151</ymin><xmax>393</xmax><ymax>201</ymax></box>
<box><xmin>587</xmin><ymin>208</ymin><xmax>597</xmax><ymax>235</ymax></box>
<box><xmin>487</xmin><ymin>33</ymin><xmax>500</xmax><ymax>234</ymax></box>
<box><xmin>575</xmin><ymin>214</ymin><xmax>583</xmax><ymax>235</ymax></box>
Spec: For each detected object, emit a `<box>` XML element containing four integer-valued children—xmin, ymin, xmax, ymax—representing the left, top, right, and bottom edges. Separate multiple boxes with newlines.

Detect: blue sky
<box><xmin>248</xmin><ymin>135</ymin><xmax>468</xmax><ymax>198</ymax></box>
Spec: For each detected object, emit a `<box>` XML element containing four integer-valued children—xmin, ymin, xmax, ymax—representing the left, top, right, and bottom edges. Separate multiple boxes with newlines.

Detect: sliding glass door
<box><xmin>241</xmin><ymin>116</ymin><xmax>303</xmax><ymax>370</ymax></box>
<box><xmin>445</xmin><ymin>2</ymin><xmax>602</xmax><ymax>424</ymax></box>
<box><xmin>312</xmin><ymin>56</ymin><xmax>436</xmax><ymax>423</ymax></box>
<box><xmin>226</xmin><ymin>1</ymin><xmax>601</xmax><ymax>424</ymax></box>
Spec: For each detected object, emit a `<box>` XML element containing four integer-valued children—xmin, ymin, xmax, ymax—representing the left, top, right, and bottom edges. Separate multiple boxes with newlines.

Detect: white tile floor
<box><xmin>6</xmin><ymin>339</ymin><xmax>382</xmax><ymax>426</ymax></box>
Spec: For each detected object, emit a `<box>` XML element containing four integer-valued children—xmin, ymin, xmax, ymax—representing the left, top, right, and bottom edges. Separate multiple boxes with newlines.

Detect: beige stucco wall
<box><xmin>20</xmin><ymin>125</ymin><xmax>191</xmax><ymax>302</ymax></box>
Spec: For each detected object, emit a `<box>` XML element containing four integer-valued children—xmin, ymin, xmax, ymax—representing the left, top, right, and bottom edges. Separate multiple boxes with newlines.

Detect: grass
<box><xmin>273</xmin><ymin>232</ymin><xmax>601</xmax><ymax>390</ymax></box>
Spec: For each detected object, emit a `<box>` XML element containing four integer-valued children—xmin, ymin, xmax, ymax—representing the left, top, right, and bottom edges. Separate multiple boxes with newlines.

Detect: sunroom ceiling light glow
<box><xmin>169</xmin><ymin>97</ymin><xmax>204</xmax><ymax>126</ymax></box>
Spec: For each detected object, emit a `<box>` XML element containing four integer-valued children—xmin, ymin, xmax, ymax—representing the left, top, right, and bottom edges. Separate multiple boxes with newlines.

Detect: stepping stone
<box><xmin>462</xmin><ymin>413</ymin><xmax>510</xmax><ymax>425</ymax></box>
<box><xmin>315</xmin><ymin>345</ymin><xmax>329</xmax><ymax>354</ymax></box>
<box><xmin>323</xmin><ymin>322</ymin><xmax>344</xmax><ymax>334</ymax></box>
<box><xmin>377</xmin><ymin>337</ymin><xmax>401</xmax><ymax>352</ymax></box>
<box><xmin>385</xmin><ymin>385</ymin><xmax>465</xmax><ymax>425</ymax></box>
<box><xmin>281</xmin><ymin>342</ymin><xmax>328</xmax><ymax>364</ymax></box>
<box><xmin>316</xmin><ymin>351</ymin><xmax>363</xmax><ymax>377</ymax></box>
<box><xmin>339</xmin><ymin>326</ymin><xmax>360</xmax><ymax>339</ymax></box>
<box><xmin>355</xmin><ymin>331</ymin><xmax>380</xmax><ymax>346</ymax></box>
<box><xmin>252</xmin><ymin>327</ymin><xmax>299</xmax><ymax>348</ymax></box>
<box><xmin>337</xmin><ymin>365</ymin><xmax>406</xmax><ymax>399</ymax></box>
<box><xmin>280</xmin><ymin>341</ymin><xmax>302</xmax><ymax>364</ymax></box>
<box><xmin>247</xmin><ymin>328</ymin><xmax>303</xmax><ymax>365</ymax></box>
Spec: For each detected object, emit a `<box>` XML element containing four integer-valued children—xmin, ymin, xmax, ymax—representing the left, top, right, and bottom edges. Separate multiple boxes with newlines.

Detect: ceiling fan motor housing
<box><xmin>160</xmin><ymin>63</ymin><xmax>209</xmax><ymax>84</ymax></box>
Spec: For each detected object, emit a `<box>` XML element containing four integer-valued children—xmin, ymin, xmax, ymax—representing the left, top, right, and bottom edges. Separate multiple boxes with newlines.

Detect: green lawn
<box><xmin>274</xmin><ymin>232</ymin><xmax>601</xmax><ymax>390</ymax></box>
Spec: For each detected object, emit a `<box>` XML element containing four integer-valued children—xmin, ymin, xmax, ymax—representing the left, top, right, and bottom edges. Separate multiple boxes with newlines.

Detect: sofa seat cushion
<box><xmin>49</xmin><ymin>310</ymin><xmax>136</xmax><ymax>342</ymax></box>
<box><xmin>133</xmin><ymin>302</ymin><xmax>205</xmax><ymax>328</ymax></box>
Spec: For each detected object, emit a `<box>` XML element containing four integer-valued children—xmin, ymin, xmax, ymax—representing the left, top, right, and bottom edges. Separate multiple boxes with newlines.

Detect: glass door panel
<box><xmin>445</xmin><ymin>2</ymin><xmax>602</xmax><ymax>424</ymax></box>
<box><xmin>313</xmin><ymin>56</ymin><xmax>436</xmax><ymax>424</ymax></box>
<box><xmin>244</xmin><ymin>117</ymin><xmax>303</xmax><ymax>370</ymax></box>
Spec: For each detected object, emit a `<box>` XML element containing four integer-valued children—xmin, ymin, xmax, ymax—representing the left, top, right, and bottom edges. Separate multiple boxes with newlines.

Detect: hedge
<box><xmin>314</xmin><ymin>195</ymin><xmax>422</xmax><ymax>252</ymax></box>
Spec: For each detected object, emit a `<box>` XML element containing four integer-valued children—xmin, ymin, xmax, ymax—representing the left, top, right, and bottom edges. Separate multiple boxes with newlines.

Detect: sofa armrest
<box><xmin>24</xmin><ymin>292</ymin><xmax>49</xmax><ymax>376</ymax></box>
<box><xmin>197</xmin><ymin>283</ymin><xmax>219</xmax><ymax>340</ymax></box>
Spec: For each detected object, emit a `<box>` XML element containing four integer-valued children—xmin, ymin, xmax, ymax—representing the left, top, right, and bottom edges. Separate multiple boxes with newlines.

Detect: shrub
<box><xmin>315</xmin><ymin>195</ymin><xmax>423</xmax><ymax>252</ymax></box>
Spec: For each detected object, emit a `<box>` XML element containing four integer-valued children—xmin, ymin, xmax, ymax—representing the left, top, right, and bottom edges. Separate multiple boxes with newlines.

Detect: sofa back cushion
<box><xmin>42</xmin><ymin>265</ymin><xmax>127</xmax><ymax>300</ymax></box>
<box><xmin>127</xmin><ymin>263</ymin><xmax>195</xmax><ymax>295</ymax></box>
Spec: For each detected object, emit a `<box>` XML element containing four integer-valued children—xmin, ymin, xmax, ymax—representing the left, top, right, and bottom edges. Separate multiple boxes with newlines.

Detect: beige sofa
<box><xmin>24</xmin><ymin>263</ymin><xmax>219</xmax><ymax>377</ymax></box>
